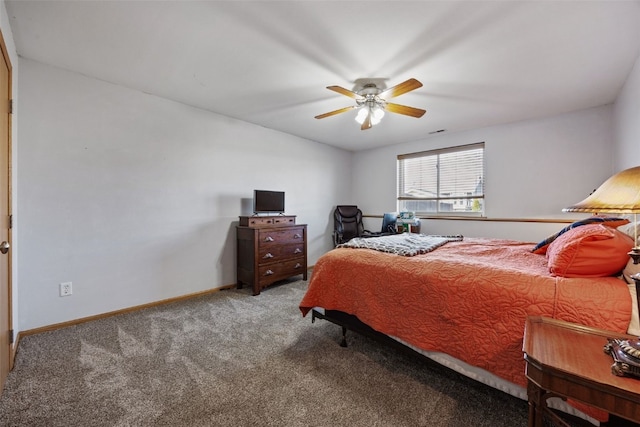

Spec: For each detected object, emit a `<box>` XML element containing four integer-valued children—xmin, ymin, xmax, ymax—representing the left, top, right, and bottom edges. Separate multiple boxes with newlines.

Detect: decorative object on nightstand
<box><xmin>604</xmin><ymin>336</ymin><xmax>640</xmax><ymax>379</ymax></box>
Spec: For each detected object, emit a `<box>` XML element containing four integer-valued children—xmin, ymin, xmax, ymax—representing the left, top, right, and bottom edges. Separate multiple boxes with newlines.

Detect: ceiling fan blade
<box><xmin>361</xmin><ymin>110</ymin><xmax>373</xmax><ymax>130</ymax></box>
<box><xmin>378</xmin><ymin>78</ymin><xmax>423</xmax><ymax>99</ymax></box>
<box><xmin>314</xmin><ymin>106</ymin><xmax>356</xmax><ymax>119</ymax></box>
<box><xmin>327</xmin><ymin>85</ymin><xmax>363</xmax><ymax>100</ymax></box>
<box><xmin>385</xmin><ymin>103</ymin><xmax>426</xmax><ymax>118</ymax></box>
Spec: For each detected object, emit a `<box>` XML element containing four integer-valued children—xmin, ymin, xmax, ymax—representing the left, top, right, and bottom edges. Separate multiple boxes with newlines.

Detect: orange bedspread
<box><xmin>299</xmin><ymin>237</ymin><xmax>632</xmax><ymax>389</ymax></box>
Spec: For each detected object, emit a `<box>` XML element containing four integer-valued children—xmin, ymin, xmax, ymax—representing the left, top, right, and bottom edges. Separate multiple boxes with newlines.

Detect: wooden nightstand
<box><xmin>523</xmin><ymin>316</ymin><xmax>640</xmax><ymax>427</ymax></box>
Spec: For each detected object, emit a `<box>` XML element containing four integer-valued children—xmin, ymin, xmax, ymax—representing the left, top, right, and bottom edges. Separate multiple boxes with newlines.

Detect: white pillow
<box><xmin>622</xmin><ymin>258</ymin><xmax>640</xmax><ymax>336</ymax></box>
<box><xmin>618</xmin><ymin>218</ymin><xmax>640</xmax><ymax>246</ymax></box>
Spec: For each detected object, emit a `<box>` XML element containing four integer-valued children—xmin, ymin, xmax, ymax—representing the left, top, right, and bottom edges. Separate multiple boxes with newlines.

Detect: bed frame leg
<box><xmin>340</xmin><ymin>326</ymin><xmax>348</xmax><ymax>347</ymax></box>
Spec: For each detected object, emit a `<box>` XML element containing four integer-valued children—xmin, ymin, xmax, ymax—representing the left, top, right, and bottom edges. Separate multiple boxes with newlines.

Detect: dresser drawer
<box><xmin>239</xmin><ymin>215</ymin><xmax>296</xmax><ymax>227</ymax></box>
<box><xmin>258</xmin><ymin>258</ymin><xmax>306</xmax><ymax>285</ymax></box>
<box><xmin>257</xmin><ymin>227</ymin><xmax>305</xmax><ymax>247</ymax></box>
<box><xmin>258</xmin><ymin>243</ymin><xmax>305</xmax><ymax>264</ymax></box>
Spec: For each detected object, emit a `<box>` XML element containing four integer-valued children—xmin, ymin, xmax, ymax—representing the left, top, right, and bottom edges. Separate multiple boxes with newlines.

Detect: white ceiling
<box><xmin>6</xmin><ymin>1</ymin><xmax>640</xmax><ymax>151</ymax></box>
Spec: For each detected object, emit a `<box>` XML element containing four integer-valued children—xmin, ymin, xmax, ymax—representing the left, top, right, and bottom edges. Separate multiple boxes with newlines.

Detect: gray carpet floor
<box><xmin>0</xmin><ymin>276</ymin><xmax>529</xmax><ymax>426</ymax></box>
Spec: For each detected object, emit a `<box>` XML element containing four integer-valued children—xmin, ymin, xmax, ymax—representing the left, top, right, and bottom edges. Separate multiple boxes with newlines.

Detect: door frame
<box><xmin>0</xmin><ymin>26</ymin><xmax>14</xmax><ymax>378</ymax></box>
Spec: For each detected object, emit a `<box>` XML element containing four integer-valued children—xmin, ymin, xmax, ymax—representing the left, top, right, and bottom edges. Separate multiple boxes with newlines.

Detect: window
<box><xmin>397</xmin><ymin>143</ymin><xmax>485</xmax><ymax>216</ymax></box>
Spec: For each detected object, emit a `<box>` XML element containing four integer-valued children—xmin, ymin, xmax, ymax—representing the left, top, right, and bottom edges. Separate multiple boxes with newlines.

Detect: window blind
<box><xmin>397</xmin><ymin>143</ymin><xmax>485</xmax><ymax>215</ymax></box>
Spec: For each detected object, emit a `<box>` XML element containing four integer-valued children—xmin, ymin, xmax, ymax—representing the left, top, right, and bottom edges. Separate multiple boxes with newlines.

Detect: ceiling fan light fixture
<box><xmin>371</xmin><ymin>106</ymin><xmax>384</xmax><ymax>125</ymax></box>
<box><xmin>355</xmin><ymin>107</ymin><xmax>369</xmax><ymax>125</ymax></box>
<box><xmin>355</xmin><ymin>104</ymin><xmax>385</xmax><ymax>126</ymax></box>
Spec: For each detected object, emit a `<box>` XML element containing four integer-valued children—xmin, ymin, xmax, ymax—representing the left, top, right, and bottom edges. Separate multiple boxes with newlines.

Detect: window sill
<box><xmin>364</xmin><ymin>214</ymin><xmax>577</xmax><ymax>224</ymax></box>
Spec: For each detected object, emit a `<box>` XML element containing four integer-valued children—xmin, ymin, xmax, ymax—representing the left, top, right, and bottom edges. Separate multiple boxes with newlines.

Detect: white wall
<box><xmin>1</xmin><ymin>1</ymin><xmax>19</xmax><ymax>345</ymax></box>
<box><xmin>17</xmin><ymin>58</ymin><xmax>351</xmax><ymax>331</ymax></box>
<box><xmin>12</xmin><ymin>18</ymin><xmax>640</xmax><ymax>334</ymax></box>
<box><xmin>353</xmin><ymin>106</ymin><xmax>615</xmax><ymax>242</ymax></box>
<box><xmin>613</xmin><ymin>51</ymin><xmax>640</xmax><ymax>170</ymax></box>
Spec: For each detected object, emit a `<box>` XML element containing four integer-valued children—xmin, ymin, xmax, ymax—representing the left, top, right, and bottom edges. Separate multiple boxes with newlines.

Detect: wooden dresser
<box><xmin>236</xmin><ymin>215</ymin><xmax>307</xmax><ymax>295</ymax></box>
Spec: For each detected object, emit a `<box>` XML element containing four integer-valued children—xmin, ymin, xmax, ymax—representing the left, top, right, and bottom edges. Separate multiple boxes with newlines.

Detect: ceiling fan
<box><xmin>315</xmin><ymin>78</ymin><xmax>426</xmax><ymax>130</ymax></box>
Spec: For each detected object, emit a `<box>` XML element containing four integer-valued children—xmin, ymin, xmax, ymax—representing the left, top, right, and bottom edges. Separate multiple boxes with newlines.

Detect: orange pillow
<box><xmin>532</xmin><ymin>216</ymin><xmax>630</xmax><ymax>255</ymax></box>
<box><xmin>547</xmin><ymin>223</ymin><xmax>633</xmax><ymax>278</ymax></box>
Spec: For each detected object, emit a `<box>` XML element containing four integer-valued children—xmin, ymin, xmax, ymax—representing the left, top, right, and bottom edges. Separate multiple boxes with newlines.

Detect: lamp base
<box><xmin>629</xmin><ymin>248</ymin><xmax>640</xmax><ymax>265</ymax></box>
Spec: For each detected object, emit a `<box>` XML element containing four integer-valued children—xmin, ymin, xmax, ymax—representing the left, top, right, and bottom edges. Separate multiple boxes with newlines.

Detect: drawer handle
<box><xmin>294</xmin><ymin>248</ymin><xmax>302</xmax><ymax>254</ymax></box>
<box><xmin>293</xmin><ymin>233</ymin><xmax>302</xmax><ymax>239</ymax></box>
<box><xmin>263</xmin><ymin>253</ymin><xmax>274</xmax><ymax>259</ymax></box>
<box><xmin>264</xmin><ymin>269</ymin><xmax>274</xmax><ymax>276</ymax></box>
<box><xmin>294</xmin><ymin>263</ymin><xmax>302</xmax><ymax>269</ymax></box>
<box><xmin>264</xmin><ymin>236</ymin><xmax>274</xmax><ymax>242</ymax></box>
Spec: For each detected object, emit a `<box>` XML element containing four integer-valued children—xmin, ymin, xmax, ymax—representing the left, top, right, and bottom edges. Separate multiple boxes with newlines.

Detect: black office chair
<box><xmin>333</xmin><ymin>206</ymin><xmax>396</xmax><ymax>246</ymax></box>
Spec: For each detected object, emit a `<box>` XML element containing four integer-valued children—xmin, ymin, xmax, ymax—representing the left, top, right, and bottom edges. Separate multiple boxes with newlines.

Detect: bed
<box><xmin>299</xmin><ymin>222</ymin><xmax>638</xmax><ymax>425</ymax></box>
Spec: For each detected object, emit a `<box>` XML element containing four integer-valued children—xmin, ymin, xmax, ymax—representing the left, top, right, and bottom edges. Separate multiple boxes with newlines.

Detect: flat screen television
<box><xmin>253</xmin><ymin>190</ymin><xmax>285</xmax><ymax>214</ymax></box>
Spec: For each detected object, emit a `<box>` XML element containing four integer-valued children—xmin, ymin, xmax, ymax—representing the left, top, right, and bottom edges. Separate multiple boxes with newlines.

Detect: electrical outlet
<box><xmin>59</xmin><ymin>282</ymin><xmax>72</xmax><ymax>297</ymax></box>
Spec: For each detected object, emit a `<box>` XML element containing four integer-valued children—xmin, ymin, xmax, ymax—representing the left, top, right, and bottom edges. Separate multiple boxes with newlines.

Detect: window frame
<box><xmin>397</xmin><ymin>142</ymin><xmax>485</xmax><ymax>217</ymax></box>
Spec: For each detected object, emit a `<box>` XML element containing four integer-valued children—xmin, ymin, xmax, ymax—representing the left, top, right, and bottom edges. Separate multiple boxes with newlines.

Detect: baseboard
<box><xmin>16</xmin><ymin>283</ymin><xmax>237</xmax><ymax>346</ymax></box>
<box><xmin>9</xmin><ymin>341</ymin><xmax>17</xmax><ymax>369</ymax></box>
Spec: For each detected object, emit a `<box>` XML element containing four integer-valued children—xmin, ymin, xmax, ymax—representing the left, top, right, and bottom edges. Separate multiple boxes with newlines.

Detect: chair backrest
<box><xmin>381</xmin><ymin>212</ymin><xmax>397</xmax><ymax>233</ymax></box>
<box><xmin>334</xmin><ymin>205</ymin><xmax>364</xmax><ymax>244</ymax></box>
